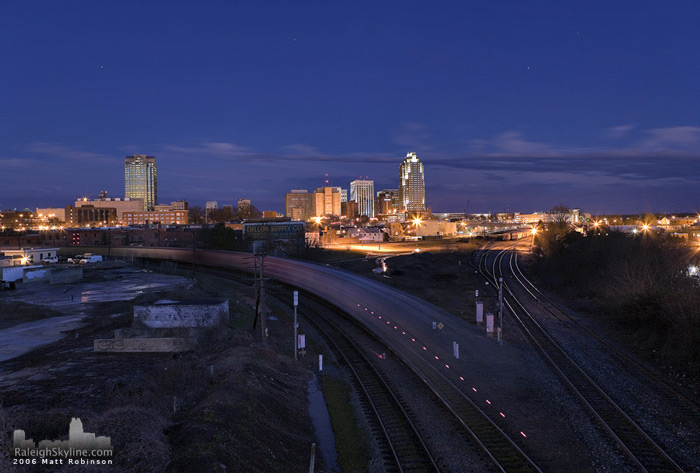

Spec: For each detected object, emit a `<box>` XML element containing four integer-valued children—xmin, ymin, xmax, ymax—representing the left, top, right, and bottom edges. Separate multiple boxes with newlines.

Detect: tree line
<box><xmin>532</xmin><ymin>227</ymin><xmax>699</xmax><ymax>376</ymax></box>
<box><xmin>188</xmin><ymin>205</ymin><xmax>262</xmax><ymax>224</ymax></box>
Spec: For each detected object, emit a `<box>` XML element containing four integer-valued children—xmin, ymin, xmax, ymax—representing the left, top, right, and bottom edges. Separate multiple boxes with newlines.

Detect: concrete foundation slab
<box><xmin>49</xmin><ymin>267</ymin><xmax>83</xmax><ymax>285</ymax></box>
<box><xmin>133</xmin><ymin>299</ymin><xmax>229</xmax><ymax>328</ymax></box>
<box><xmin>93</xmin><ymin>337</ymin><xmax>195</xmax><ymax>352</ymax></box>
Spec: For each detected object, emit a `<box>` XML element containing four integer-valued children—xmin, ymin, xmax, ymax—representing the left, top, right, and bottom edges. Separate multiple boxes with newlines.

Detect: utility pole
<box><xmin>293</xmin><ymin>291</ymin><xmax>299</xmax><ymax>360</ymax></box>
<box><xmin>260</xmin><ymin>253</ymin><xmax>267</xmax><ymax>346</ymax></box>
<box><xmin>498</xmin><ymin>277</ymin><xmax>503</xmax><ymax>345</ymax></box>
<box><xmin>191</xmin><ymin>229</ymin><xmax>196</xmax><ymax>279</ymax></box>
<box><xmin>252</xmin><ymin>247</ymin><xmax>268</xmax><ymax>347</ymax></box>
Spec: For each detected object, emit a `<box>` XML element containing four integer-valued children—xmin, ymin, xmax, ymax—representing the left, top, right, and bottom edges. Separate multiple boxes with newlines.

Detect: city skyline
<box><xmin>3</xmin><ymin>2</ymin><xmax>700</xmax><ymax>214</ymax></box>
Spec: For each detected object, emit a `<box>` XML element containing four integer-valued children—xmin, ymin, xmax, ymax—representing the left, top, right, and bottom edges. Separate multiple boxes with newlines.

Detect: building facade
<box><xmin>122</xmin><ymin>210</ymin><xmax>189</xmax><ymax>226</ymax></box>
<box><xmin>125</xmin><ymin>155</ymin><xmax>157</xmax><ymax>210</ymax></box>
<box><xmin>36</xmin><ymin>208</ymin><xmax>67</xmax><ymax>223</ymax></box>
<box><xmin>66</xmin><ymin>205</ymin><xmax>118</xmax><ymax>226</ymax></box>
<box><xmin>285</xmin><ymin>190</ymin><xmax>314</xmax><ymax>221</ymax></box>
<box><xmin>313</xmin><ymin>187</ymin><xmax>341</xmax><ymax>217</ymax></box>
<box><xmin>237</xmin><ymin>198</ymin><xmax>251</xmax><ymax>212</ymax></box>
<box><xmin>154</xmin><ymin>200</ymin><xmax>188</xmax><ymax>212</ymax></box>
<box><xmin>75</xmin><ymin>197</ymin><xmax>144</xmax><ymax>219</ymax></box>
<box><xmin>399</xmin><ymin>152</ymin><xmax>425</xmax><ymax>212</ymax></box>
<box><xmin>350</xmin><ymin>180</ymin><xmax>375</xmax><ymax>218</ymax></box>
<box><xmin>333</xmin><ymin>187</ymin><xmax>348</xmax><ymax>203</ymax></box>
<box><xmin>376</xmin><ymin>189</ymin><xmax>399</xmax><ymax>216</ymax></box>
<box><xmin>341</xmin><ymin>200</ymin><xmax>359</xmax><ymax>220</ymax></box>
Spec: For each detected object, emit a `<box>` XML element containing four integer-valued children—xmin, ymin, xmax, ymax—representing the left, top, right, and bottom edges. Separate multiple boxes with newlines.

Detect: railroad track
<box><xmin>508</xmin><ymin>252</ymin><xmax>700</xmax><ymax>432</ymax></box>
<box><xmin>191</xmin><ymin>264</ymin><xmax>440</xmax><ymax>473</ymax></box>
<box><xmin>474</xmin><ymin>245</ymin><xmax>685</xmax><ymax>473</ymax></box>
<box><xmin>301</xmin><ymin>296</ymin><xmax>441</xmax><ymax>473</ymax></box>
<box><xmin>192</xmin><ymin>263</ymin><xmax>542</xmax><ymax>473</ymax></box>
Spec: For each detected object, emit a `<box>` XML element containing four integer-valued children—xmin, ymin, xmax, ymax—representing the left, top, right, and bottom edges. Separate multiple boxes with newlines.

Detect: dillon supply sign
<box><xmin>243</xmin><ymin>222</ymin><xmax>305</xmax><ymax>241</ymax></box>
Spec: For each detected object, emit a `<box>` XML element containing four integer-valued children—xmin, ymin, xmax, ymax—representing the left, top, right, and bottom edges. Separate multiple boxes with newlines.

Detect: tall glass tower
<box><xmin>399</xmin><ymin>152</ymin><xmax>425</xmax><ymax>212</ymax></box>
<box><xmin>124</xmin><ymin>154</ymin><xmax>157</xmax><ymax>210</ymax></box>
<box><xmin>350</xmin><ymin>179</ymin><xmax>375</xmax><ymax>218</ymax></box>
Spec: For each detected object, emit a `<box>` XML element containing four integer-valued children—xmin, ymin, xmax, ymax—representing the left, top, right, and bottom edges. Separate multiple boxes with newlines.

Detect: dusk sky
<box><xmin>2</xmin><ymin>2</ymin><xmax>700</xmax><ymax>214</ymax></box>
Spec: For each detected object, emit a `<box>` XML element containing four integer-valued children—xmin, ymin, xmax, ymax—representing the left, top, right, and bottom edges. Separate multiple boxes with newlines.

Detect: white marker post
<box><xmin>476</xmin><ymin>301</ymin><xmax>484</xmax><ymax>324</ymax></box>
<box><xmin>293</xmin><ymin>291</ymin><xmax>299</xmax><ymax>360</ymax></box>
<box><xmin>298</xmin><ymin>334</ymin><xmax>306</xmax><ymax>357</ymax></box>
<box><xmin>486</xmin><ymin>313</ymin><xmax>495</xmax><ymax>335</ymax></box>
<box><xmin>319</xmin><ymin>354</ymin><xmax>323</xmax><ymax>371</ymax></box>
<box><xmin>453</xmin><ymin>341</ymin><xmax>460</xmax><ymax>359</ymax></box>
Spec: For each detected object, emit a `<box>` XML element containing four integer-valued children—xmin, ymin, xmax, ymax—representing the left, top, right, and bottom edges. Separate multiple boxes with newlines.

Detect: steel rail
<box><xmin>475</xmin><ymin>246</ymin><xmax>685</xmax><ymax>473</ymax></box>
<box><xmin>120</xmin><ymin>248</ymin><xmax>543</xmax><ymax>473</ymax></box>
<box><xmin>508</xmin><ymin>252</ymin><xmax>700</xmax><ymax>430</ymax></box>
<box><xmin>300</xmin><ymin>295</ymin><xmax>442</xmax><ymax>473</ymax></box>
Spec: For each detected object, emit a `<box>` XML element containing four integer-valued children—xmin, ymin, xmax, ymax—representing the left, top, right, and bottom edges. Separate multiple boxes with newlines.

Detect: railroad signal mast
<box><xmin>252</xmin><ymin>245</ymin><xmax>268</xmax><ymax>347</ymax></box>
<box><xmin>498</xmin><ymin>277</ymin><xmax>503</xmax><ymax>344</ymax></box>
<box><xmin>293</xmin><ymin>290</ymin><xmax>299</xmax><ymax>360</ymax></box>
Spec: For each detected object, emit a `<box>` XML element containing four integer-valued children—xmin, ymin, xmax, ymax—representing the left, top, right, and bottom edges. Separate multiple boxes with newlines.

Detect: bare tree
<box><xmin>188</xmin><ymin>206</ymin><xmax>205</xmax><ymax>224</ymax></box>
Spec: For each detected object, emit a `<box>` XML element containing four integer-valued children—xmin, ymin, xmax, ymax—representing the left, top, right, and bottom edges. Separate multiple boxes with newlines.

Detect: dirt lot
<box><xmin>0</xmin><ymin>267</ymin><xmax>319</xmax><ymax>473</ymax></box>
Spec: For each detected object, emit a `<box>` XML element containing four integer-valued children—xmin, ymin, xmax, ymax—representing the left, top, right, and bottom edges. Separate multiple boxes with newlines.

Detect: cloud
<box><xmin>607</xmin><ymin>124</ymin><xmax>636</xmax><ymax>139</ymax></box>
<box><xmin>468</xmin><ymin>131</ymin><xmax>600</xmax><ymax>158</ymax></box>
<box><xmin>164</xmin><ymin>141</ymin><xmax>252</xmax><ymax>158</ymax></box>
<box><xmin>465</xmin><ymin>126</ymin><xmax>700</xmax><ymax>160</ymax></box>
<box><xmin>281</xmin><ymin>144</ymin><xmax>321</xmax><ymax>155</ymax></box>
<box><xmin>641</xmin><ymin>126</ymin><xmax>700</xmax><ymax>150</ymax></box>
<box><xmin>161</xmin><ymin>141</ymin><xmax>402</xmax><ymax>166</ymax></box>
<box><xmin>25</xmin><ymin>142</ymin><xmax>117</xmax><ymax>163</ymax></box>
<box><xmin>392</xmin><ymin>122</ymin><xmax>433</xmax><ymax>150</ymax></box>
<box><xmin>489</xmin><ymin>131</ymin><xmax>552</xmax><ymax>155</ymax></box>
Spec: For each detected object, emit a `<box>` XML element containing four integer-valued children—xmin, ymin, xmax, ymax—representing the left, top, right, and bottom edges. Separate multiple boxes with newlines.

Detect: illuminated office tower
<box><xmin>399</xmin><ymin>152</ymin><xmax>425</xmax><ymax>212</ymax></box>
<box><xmin>312</xmin><ymin>186</ymin><xmax>341</xmax><ymax>217</ymax></box>
<box><xmin>285</xmin><ymin>190</ymin><xmax>313</xmax><ymax>221</ymax></box>
<box><xmin>333</xmin><ymin>187</ymin><xmax>348</xmax><ymax>203</ymax></box>
<box><xmin>350</xmin><ymin>179</ymin><xmax>375</xmax><ymax>218</ymax></box>
<box><xmin>376</xmin><ymin>189</ymin><xmax>399</xmax><ymax>215</ymax></box>
<box><xmin>124</xmin><ymin>154</ymin><xmax>157</xmax><ymax>210</ymax></box>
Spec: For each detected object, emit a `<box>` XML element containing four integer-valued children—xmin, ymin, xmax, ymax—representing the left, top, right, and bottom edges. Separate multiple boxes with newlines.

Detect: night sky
<box><xmin>2</xmin><ymin>1</ymin><xmax>700</xmax><ymax>214</ymax></box>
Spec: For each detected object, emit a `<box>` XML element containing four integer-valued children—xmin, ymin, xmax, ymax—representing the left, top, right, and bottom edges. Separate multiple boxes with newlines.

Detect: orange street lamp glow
<box><xmin>412</xmin><ymin>217</ymin><xmax>422</xmax><ymax>226</ymax></box>
<box><xmin>531</xmin><ymin>227</ymin><xmax>538</xmax><ymax>235</ymax></box>
<box><xmin>642</xmin><ymin>224</ymin><xmax>650</xmax><ymax>231</ymax></box>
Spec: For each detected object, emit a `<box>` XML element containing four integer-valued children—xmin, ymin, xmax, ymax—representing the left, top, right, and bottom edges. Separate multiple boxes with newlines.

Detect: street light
<box><xmin>412</xmin><ymin>217</ymin><xmax>422</xmax><ymax>237</ymax></box>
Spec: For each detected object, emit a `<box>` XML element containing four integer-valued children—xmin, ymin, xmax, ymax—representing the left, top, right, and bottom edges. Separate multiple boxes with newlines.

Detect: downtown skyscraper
<box><xmin>399</xmin><ymin>152</ymin><xmax>425</xmax><ymax>212</ymax></box>
<box><xmin>124</xmin><ymin>154</ymin><xmax>157</xmax><ymax>211</ymax></box>
<box><xmin>350</xmin><ymin>179</ymin><xmax>375</xmax><ymax>218</ymax></box>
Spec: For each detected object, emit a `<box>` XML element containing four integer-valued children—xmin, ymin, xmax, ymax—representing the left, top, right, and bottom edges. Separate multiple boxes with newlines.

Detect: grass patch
<box><xmin>320</xmin><ymin>375</ymin><xmax>369</xmax><ymax>473</ymax></box>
